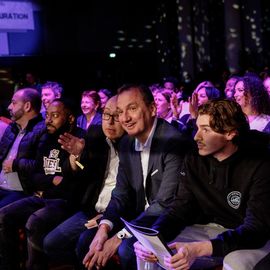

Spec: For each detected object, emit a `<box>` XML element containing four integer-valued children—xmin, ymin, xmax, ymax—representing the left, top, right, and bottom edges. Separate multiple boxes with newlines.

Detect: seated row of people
<box><xmin>155</xmin><ymin>73</ymin><xmax>270</xmax><ymax>135</ymax></box>
<box><xmin>0</xmin><ymin>84</ymin><xmax>270</xmax><ymax>270</ymax></box>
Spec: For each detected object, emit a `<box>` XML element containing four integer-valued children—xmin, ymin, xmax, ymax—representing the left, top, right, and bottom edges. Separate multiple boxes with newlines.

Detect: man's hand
<box><xmin>85</xmin><ymin>235</ymin><xmax>122</xmax><ymax>269</ymax></box>
<box><xmin>134</xmin><ymin>241</ymin><xmax>158</xmax><ymax>263</ymax></box>
<box><xmin>83</xmin><ymin>225</ymin><xmax>110</xmax><ymax>269</ymax></box>
<box><xmin>2</xmin><ymin>159</ymin><xmax>14</xmax><ymax>173</ymax></box>
<box><xmin>58</xmin><ymin>132</ymin><xmax>85</xmax><ymax>156</ymax></box>
<box><xmin>189</xmin><ymin>92</ymin><xmax>199</xmax><ymax>119</ymax></box>
<box><xmin>164</xmin><ymin>241</ymin><xmax>212</xmax><ymax>270</ymax></box>
<box><xmin>170</xmin><ymin>93</ymin><xmax>182</xmax><ymax>119</ymax></box>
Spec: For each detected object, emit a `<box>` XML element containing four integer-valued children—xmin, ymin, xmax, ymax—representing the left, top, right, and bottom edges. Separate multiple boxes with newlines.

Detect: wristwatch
<box><xmin>116</xmin><ymin>228</ymin><xmax>132</xmax><ymax>240</ymax></box>
<box><xmin>116</xmin><ymin>229</ymin><xmax>126</xmax><ymax>239</ymax></box>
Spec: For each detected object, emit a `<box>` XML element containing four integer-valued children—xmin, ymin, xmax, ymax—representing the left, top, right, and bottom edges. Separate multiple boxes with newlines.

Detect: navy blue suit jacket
<box><xmin>102</xmin><ymin>118</ymin><xmax>191</xmax><ymax>232</ymax></box>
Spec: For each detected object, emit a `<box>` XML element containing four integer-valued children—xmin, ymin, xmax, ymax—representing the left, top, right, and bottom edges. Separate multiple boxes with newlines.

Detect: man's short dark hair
<box><xmin>52</xmin><ymin>98</ymin><xmax>76</xmax><ymax>117</ymax></box>
<box><xmin>21</xmin><ymin>88</ymin><xmax>41</xmax><ymax>113</ymax></box>
<box><xmin>198</xmin><ymin>99</ymin><xmax>250</xmax><ymax>144</ymax></box>
<box><xmin>117</xmin><ymin>84</ymin><xmax>154</xmax><ymax>106</ymax></box>
<box><xmin>42</xmin><ymin>81</ymin><xmax>63</xmax><ymax>96</ymax></box>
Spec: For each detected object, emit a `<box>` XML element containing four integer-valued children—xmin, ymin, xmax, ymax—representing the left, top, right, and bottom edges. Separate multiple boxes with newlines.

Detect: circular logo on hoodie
<box><xmin>227</xmin><ymin>191</ymin><xmax>241</xmax><ymax>209</ymax></box>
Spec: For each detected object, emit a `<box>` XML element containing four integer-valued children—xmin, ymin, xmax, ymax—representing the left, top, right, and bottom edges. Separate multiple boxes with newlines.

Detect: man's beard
<box><xmin>9</xmin><ymin>108</ymin><xmax>24</xmax><ymax>122</ymax></box>
<box><xmin>47</xmin><ymin>120</ymin><xmax>74</xmax><ymax>137</ymax></box>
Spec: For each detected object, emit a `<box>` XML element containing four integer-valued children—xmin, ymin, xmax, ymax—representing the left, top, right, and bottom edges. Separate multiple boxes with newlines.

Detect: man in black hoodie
<box><xmin>134</xmin><ymin>99</ymin><xmax>270</xmax><ymax>270</ymax></box>
<box><xmin>0</xmin><ymin>98</ymin><xmax>85</xmax><ymax>270</ymax></box>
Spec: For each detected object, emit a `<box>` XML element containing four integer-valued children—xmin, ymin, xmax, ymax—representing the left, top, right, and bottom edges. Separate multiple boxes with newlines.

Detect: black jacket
<box><xmin>0</xmin><ymin>114</ymin><xmax>46</xmax><ymax>194</ymax></box>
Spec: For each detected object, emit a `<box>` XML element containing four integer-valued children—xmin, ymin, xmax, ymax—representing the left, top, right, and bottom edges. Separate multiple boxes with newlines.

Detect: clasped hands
<box><xmin>83</xmin><ymin>227</ymin><xmax>122</xmax><ymax>270</ymax></box>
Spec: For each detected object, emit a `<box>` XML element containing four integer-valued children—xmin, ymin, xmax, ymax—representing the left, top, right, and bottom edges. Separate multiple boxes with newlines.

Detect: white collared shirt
<box><xmin>95</xmin><ymin>138</ymin><xmax>119</xmax><ymax>213</ymax></box>
<box><xmin>135</xmin><ymin>117</ymin><xmax>157</xmax><ymax>208</ymax></box>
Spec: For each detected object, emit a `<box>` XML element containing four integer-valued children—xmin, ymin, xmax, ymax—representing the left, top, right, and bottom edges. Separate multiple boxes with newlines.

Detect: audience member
<box><xmin>0</xmin><ymin>98</ymin><xmax>85</xmax><ymax>270</ymax></box>
<box><xmin>134</xmin><ymin>99</ymin><xmax>270</xmax><ymax>270</ymax></box>
<box><xmin>98</xmin><ymin>89</ymin><xmax>113</xmax><ymax>110</ymax></box>
<box><xmin>234</xmin><ymin>75</ymin><xmax>270</xmax><ymax>133</ymax></box>
<box><xmin>224</xmin><ymin>75</ymin><xmax>239</xmax><ymax>100</ymax></box>
<box><xmin>44</xmin><ymin>95</ymin><xmax>125</xmax><ymax>269</ymax></box>
<box><xmin>154</xmin><ymin>90</ymin><xmax>173</xmax><ymax>123</ymax></box>
<box><xmin>0</xmin><ymin>88</ymin><xmax>46</xmax><ymax>208</ymax></box>
<box><xmin>24</xmin><ymin>71</ymin><xmax>42</xmax><ymax>93</ymax></box>
<box><xmin>81</xmin><ymin>84</ymin><xmax>190</xmax><ymax>270</ymax></box>
<box><xmin>163</xmin><ymin>76</ymin><xmax>183</xmax><ymax>100</ymax></box>
<box><xmin>41</xmin><ymin>81</ymin><xmax>63</xmax><ymax>118</ymax></box>
<box><xmin>77</xmin><ymin>90</ymin><xmax>102</xmax><ymax>130</ymax></box>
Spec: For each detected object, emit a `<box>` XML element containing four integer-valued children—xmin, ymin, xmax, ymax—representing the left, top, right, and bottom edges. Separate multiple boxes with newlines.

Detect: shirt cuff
<box><xmin>99</xmin><ymin>219</ymin><xmax>113</xmax><ymax>231</ymax></box>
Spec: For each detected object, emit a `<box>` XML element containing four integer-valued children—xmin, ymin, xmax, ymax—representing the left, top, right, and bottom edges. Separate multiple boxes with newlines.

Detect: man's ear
<box><xmin>24</xmin><ymin>101</ymin><xmax>31</xmax><ymax>112</ymax></box>
<box><xmin>150</xmin><ymin>102</ymin><xmax>157</xmax><ymax>117</ymax></box>
<box><xmin>226</xmin><ymin>130</ymin><xmax>238</xmax><ymax>141</ymax></box>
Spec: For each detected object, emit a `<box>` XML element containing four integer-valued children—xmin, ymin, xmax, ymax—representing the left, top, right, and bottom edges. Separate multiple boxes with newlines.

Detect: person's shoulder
<box><xmin>86</xmin><ymin>124</ymin><xmax>104</xmax><ymax>139</ymax></box>
<box><xmin>27</xmin><ymin>114</ymin><xmax>46</xmax><ymax>129</ymax></box>
<box><xmin>73</xmin><ymin>126</ymin><xmax>87</xmax><ymax>138</ymax></box>
<box><xmin>185</xmin><ymin>148</ymin><xmax>200</xmax><ymax>160</ymax></box>
<box><xmin>156</xmin><ymin>118</ymin><xmax>182</xmax><ymax>136</ymax></box>
<box><xmin>240</xmin><ymin>130</ymin><xmax>270</xmax><ymax>156</ymax></box>
<box><xmin>118</xmin><ymin>133</ymin><xmax>133</xmax><ymax>151</ymax></box>
<box><xmin>76</xmin><ymin>114</ymin><xmax>85</xmax><ymax>124</ymax></box>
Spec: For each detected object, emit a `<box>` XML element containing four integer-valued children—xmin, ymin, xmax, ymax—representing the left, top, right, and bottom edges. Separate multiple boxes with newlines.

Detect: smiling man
<box><xmin>81</xmin><ymin>84</ymin><xmax>190</xmax><ymax>270</ymax></box>
<box><xmin>41</xmin><ymin>81</ymin><xmax>63</xmax><ymax>118</ymax></box>
<box><xmin>135</xmin><ymin>99</ymin><xmax>270</xmax><ymax>270</ymax></box>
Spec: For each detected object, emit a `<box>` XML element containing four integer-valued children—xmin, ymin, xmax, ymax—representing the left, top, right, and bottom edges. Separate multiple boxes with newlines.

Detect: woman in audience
<box><xmin>224</xmin><ymin>75</ymin><xmax>239</xmax><ymax>100</ymax></box>
<box><xmin>98</xmin><ymin>88</ymin><xmax>113</xmax><ymax>111</ymax></box>
<box><xmin>234</xmin><ymin>74</ymin><xmax>270</xmax><ymax>133</ymax></box>
<box><xmin>155</xmin><ymin>90</ymin><xmax>173</xmax><ymax>123</ymax></box>
<box><xmin>77</xmin><ymin>90</ymin><xmax>102</xmax><ymax>130</ymax></box>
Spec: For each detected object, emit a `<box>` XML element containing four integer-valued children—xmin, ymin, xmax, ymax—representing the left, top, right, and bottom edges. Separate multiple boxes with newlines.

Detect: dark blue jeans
<box><xmin>0</xmin><ymin>188</ymin><xmax>26</xmax><ymax>208</ymax></box>
<box><xmin>44</xmin><ymin>211</ymin><xmax>90</xmax><ymax>266</ymax></box>
<box><xmin>0</xmin><ymin>196</ymin><xmax>70</xmax><ymax>270</ymax></box>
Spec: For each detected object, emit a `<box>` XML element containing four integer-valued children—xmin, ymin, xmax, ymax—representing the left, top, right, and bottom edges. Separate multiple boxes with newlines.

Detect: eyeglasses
<box><xmin>102</xmin><ymin>112</ymin><xmax>119</xmax><ymax>122</ymax></box>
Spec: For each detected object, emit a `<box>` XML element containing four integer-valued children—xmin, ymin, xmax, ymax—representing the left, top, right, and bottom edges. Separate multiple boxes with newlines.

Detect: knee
<box><xmin>223</xmin><ymin>251</ymin><xmax>253</xmax><ymax>270</ymax></box>
<box><xmin>25</xmin><ymin>214</ymin><xmax>41</xmax><ymax>233</ymax></box>
<box><xmin>43</xmin><ymin>233</ymin><xmax>55</xmax><ymax>256</ymax></box>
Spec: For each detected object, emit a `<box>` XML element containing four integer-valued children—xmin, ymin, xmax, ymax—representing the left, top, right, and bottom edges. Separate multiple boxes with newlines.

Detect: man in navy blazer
<box><xmin>80</xmin><ymin>84</ymin><xmax>191</xmax><ymax>270</ymax></box>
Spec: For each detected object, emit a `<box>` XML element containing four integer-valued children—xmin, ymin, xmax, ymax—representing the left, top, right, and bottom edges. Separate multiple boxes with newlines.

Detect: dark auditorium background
<box><xmin>1</xmin><ymin>0</ymin><xmax>270</xmax><ymax>107</ymax></box>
